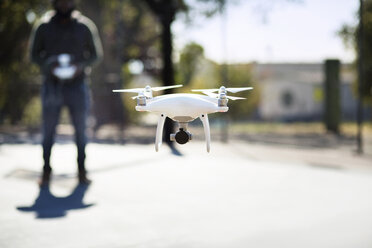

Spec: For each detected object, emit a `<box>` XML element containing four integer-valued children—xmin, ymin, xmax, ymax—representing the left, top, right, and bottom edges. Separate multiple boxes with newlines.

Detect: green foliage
<box><xmin>0</xmin><ymin>63</ymin><xmax>40</xmax><ymax>124</ymax></box>
<box><xmin>181</xmin><ymin>57</ymin><xmax>220</xmax><ymax>93</ymax></box>
<box><xmin>78</xmin><ymin>0</ymin><xmax>162</xmax><ymax>126</ymax></box>
<box><xmin>339</xmin><ymin>0</ymin><xmax>372</xmax><ymax>101</ymax></box>
<box><xmin>0</xmin><ymin>0</ymin><xmax>48</xmax><ymax>124</ymax></box>
<box><xmin>361</xmin><ymin>0</ymin><xmax>372</xmax><ymax>99</ymax></box>
<box><xmin>120</xmin><ymin>64</ymin><xmax>141</xmax><ymax>124</ymax></box>
<box><xmin>223</xmin><ymin>64</ymin><xmax>260</xmax><ymax>120</ymax></box>
<box><xmin>177</xmin><ymin>42</ymin><xmax>204</xmax><ymax>86</ymax></box>
<box><xmin>21</xmin><ymin>97</ymin><xmax>41</xmax><ymax>129</ymax></box>
<box><xmin>79</xmin><ymin>0</ymin><xmax>160</xmax><ymax>69</ymax></box>
<box><xmin>176</xmin><ymin>42</ymin><xmax>259</xmax><ymax>121</ymax></box>
<box><xmin>187</xmin><ymin>0</ymin><xmax>227</xmax><ymax>17</ymax></box>
<box><xmin>338</xmin><ymin>24</ymin><xmax>355</xmax><ymax>51</ymax></box>
<box><xmin>0</xmin><ymin>0</ymin><xmax>263</xmax><ymax>127</ymax></box>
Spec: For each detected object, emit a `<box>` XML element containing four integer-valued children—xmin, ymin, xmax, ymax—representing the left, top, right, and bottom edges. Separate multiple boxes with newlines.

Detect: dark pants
<box><xmin>41</xmin><ymin>80</ymin><xmax>90</xmax><ymax>173</ymax></box>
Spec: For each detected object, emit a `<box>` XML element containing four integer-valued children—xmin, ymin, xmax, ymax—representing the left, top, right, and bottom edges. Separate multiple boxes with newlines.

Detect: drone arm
<box><xmin>155</xmin><ymin>114</ymin><xmax>166</xmax><ymax>152</ymax></box>
<box><xmin>200</xmin><ymin>114</ymin><xmax>211</xmax><ymax>153</ymax></box>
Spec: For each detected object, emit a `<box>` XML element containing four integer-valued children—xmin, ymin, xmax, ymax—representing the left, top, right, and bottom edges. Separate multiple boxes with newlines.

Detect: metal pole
<box><xmin>220</xmin><ymin>2</ymin><xmax>229</xmax><ymax>143</ymax></box>
<box><xmin>324</xmin><ymin>59</ymin><xmax>341</xmax><ymax>134</ymax></box>
<box><xmin>357</xmin><ymin>0</ymin><xmax>364</xmax><ymax>154</ymax></box>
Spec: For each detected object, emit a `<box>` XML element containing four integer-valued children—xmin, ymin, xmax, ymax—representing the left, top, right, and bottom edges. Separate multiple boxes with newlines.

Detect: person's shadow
<box><xmin>17</xmin><ymin>184</ymin><xmax>94</xmax><ymax>218</ymax></box>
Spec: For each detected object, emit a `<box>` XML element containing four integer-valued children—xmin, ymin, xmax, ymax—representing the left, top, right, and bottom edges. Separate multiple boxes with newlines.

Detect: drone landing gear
<box><xmin>155</xmin><ymin>113</ymin><xmax>211</xmax><ymax>153</ymax></box>
<box><xmin>155</xmin><ymin>114</ymin><xmax>166</xmax><ymax>152</ymax></box>
<box><xmin>200</xmin><ymin>114</ymin><xmax>211</xmax><ymax>153</ymax></box>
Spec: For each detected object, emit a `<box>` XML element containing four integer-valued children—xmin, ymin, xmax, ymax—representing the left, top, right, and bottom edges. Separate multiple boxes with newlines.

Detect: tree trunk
<box><xmin>161</xmin><ymin>15</ymin><xmax>175</xmax><ymax>145</ymax></box>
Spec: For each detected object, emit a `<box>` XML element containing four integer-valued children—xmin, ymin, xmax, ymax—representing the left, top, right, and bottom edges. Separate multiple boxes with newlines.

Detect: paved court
<box><xmin>1</xmin><ymin>141</ymin><xmax>372</xmax><ymax>248</ymax></box>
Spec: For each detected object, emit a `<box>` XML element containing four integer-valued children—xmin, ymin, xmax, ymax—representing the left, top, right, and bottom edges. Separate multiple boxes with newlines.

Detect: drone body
<box><xmin>136</xmin><ymin>93</ymin><xmax>228</xmax><ymax>120</ymax></box>
<box><xmin>113</xmin><ymin>85</ymin><xmax>252</xmax><ymax>152</ymax></box>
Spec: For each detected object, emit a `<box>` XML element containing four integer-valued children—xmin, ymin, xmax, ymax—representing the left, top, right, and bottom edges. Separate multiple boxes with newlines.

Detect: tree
<box><xmin>79</xmin><ymin>0</ymin><xmax>161</xmax><ymax>130</ymax></box>
<box><xmin>177</xmin><ymin>42</ymin><xmax>205</xmax><ymax>86</ymax></box>
<box><xmin>176</xmin><ymin>43</ymin><xmax>259</xmax><ymax>121</ymax></box>
<box><xmin>143</xmin><ymin>0</ymin><xmax>226</xmax><ymax>146</ymax></box>
<box><xmin>339</xmin><ymin>0</ymin><xmax>372</xmax><ymax>101</ymax></box>
<box><xmin>0</xmin><ymin>0</ymin><xmax>49</xmax><ymax>124</ymax></box>
<box><xmin>0</xmin><ymin>0</ymin><xmax>162</xmax><ymax>129</ymax></box>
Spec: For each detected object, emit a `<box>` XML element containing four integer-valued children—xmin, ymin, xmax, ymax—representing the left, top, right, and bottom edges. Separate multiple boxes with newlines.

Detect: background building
<box><xmin>251</xmin><ymin>63</ymin><xmax>369</xmax><ymax>122</ymax></box>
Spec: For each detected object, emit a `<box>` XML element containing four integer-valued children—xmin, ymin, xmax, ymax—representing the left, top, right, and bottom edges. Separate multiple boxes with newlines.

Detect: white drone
<box><xmin>113</xmin><ymin>85</ymin><xmax>253</xmax><ymax>152</ymax></box>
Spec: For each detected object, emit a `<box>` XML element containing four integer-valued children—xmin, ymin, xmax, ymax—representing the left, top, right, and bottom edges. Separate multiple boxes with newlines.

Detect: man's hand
<box><xmin>72</xmin><ymin>63</ymin><xmax>84</xmax><ymax>79</ymax></box>
<box><xmin>43</xmin><ymin>56</ymin><xmax>59</xmax><ymax>78</ymax></box>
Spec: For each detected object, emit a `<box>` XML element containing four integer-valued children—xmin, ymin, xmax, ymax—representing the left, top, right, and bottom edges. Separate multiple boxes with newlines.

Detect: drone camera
<box><xmin>170</xmin><ymin>128</ymin><xmax>192</xmax><ymax>144</ymax></box>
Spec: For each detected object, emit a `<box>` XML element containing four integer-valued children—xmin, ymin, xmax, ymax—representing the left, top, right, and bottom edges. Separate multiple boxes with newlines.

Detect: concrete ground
<box><xmin>1</xmin><ymin>140</ymin><xmax>372</xmax><ymax>248</ymax></box>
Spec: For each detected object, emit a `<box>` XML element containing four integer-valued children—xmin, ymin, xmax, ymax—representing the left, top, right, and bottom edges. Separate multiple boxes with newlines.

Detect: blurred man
<box><xmin>30</xmin><ymin>0</ymin><xmax>102</xmax><ymax>186</ymax></box>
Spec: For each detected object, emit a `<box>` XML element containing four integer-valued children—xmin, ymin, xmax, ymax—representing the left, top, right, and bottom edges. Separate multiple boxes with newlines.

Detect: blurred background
<box><xmin>1</xmin><ymin>1</ymin><xmax>372</xmax><ymax>247</ymax></box>
<box><xmin>0</xmin><ymin>0</ymin><xmax>371</xmax><ymax>152</ymax></box>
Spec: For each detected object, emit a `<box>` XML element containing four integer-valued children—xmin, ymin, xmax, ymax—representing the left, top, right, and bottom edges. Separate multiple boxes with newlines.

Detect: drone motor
<box><xmin>136</xmin><ymin>93</ymin><xmax>146</xmax><ymax>106</ymax></box>
<box><xmin>218</xmin><ymin>93</ymin><xmax>228</xmax><ymax>107</ymax></box>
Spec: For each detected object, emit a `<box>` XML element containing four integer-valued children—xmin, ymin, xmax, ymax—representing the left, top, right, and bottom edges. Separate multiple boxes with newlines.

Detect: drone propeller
<box><xmin>113</xmin><ymin>84</ymin><xmax>183</xmax><ymax>93</ymax></box>
<box><xmin>152</xmin><ymin>85</ymin><xmax>183</xmax><ymax>91</ymax></box>
<box><xmin>112</xmin><ymin>88</ymin><xmax>143</xmax><ymax>93</ymax></box>
<box><xmin>192</xmin><ymin>86</ymin><xmax>253</xmax><ymax>94</ymax></box>
<box><xmin>203</xmin><ymin>92</ymin><xmax>246</xmax><ymax>100</ymax></box>
<box><xmin>192</xmin><ymin>86</ymin><xmax>252</xmax><ymax>100</ymax></box>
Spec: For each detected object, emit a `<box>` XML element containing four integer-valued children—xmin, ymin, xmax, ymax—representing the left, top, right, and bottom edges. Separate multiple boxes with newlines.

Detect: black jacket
<box><xmin>30</xmin><ymin>10</ymin><xmax>103</xmax><ymax>82</ymax></box>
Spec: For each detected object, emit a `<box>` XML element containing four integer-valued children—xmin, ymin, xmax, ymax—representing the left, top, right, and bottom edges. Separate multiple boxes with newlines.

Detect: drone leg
<box><xmin>200</xmin><ymin>114</ymin><xmax>211</xmax><ymax>152</ymax></box>
<box><xmin>155</xmin><ymin>114</ymin><xmax>166</xmax><ymax>152</ymax></box>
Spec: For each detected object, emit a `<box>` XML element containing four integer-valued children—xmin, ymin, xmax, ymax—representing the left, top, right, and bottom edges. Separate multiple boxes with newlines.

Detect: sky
<box><xmin>173</xmin><ymin>0</ymin><xmax>359</xmax><ymax>64</ymax></box>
